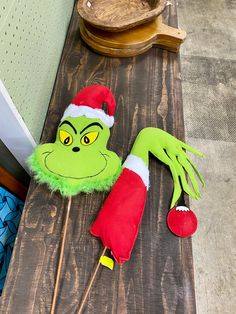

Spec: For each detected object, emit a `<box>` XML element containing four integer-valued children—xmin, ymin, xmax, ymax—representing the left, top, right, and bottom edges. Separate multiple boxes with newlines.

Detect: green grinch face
<box><xmin>29</xmin><ymin>116</ymin><xmax>121</xmax><ymax>196</ymax></box>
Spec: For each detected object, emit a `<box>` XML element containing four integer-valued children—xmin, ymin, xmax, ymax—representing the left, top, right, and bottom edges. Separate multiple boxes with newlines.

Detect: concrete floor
<box><xmin>178</xmin><ymin>1</ymin><xmax>236</xmax><ymax>313</ymax></box>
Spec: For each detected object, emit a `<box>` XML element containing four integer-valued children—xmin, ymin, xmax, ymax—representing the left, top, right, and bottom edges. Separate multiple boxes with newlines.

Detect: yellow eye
<box><xmin>80</xmin><ymin>131</ymin><xmax>99</xmax><ymax>146</ymax></box>
<box><xmin>59</xmin><ymin>130</ymin><xmax>73</xmax><ymax>146</ymax></box>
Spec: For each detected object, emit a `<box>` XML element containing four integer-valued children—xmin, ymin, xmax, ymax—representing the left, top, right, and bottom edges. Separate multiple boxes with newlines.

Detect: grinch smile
<box><xmin>43</xmin><ymin>151</ymin><xmax>108</xmax><ymax>180</ymax></box>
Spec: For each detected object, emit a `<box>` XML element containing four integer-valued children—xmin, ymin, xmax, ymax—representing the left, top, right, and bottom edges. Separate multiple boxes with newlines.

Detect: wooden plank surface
<box><xmin>0</xmin><ymin>2</ymin><xmax>196</xmax><ymax>313</ymax></box>
<box><xmin>0</xmin><ymin>167</ymin><xmax>28</xmax><ymax>200</ymax></box>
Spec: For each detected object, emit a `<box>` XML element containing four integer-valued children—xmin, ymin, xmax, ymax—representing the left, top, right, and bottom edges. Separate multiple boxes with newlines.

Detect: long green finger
<box><xmin>178</xmin><ymin>155</ymin><xmax>201</xmax><ymax>197</ymax></box>
<box><xmin>166</xmin><ymin>158</ymin><xmax>182</xmax><ymax>208</ymax></box>
<box><xmin>153</xmin><ymin>149</ymin><xmax>182</xmax><ymax>207</ymax></box>
<box><xmin>180</xmin><ymin>141</ymin><xmax>205</xmax><ymax>157</ymax></box>
<box><xmin>170</xmin><ymin>172</ymin><xmax>182</xmax><ymax>208</ymax></box>
<box><xmin>167</xmin><ymin>152</ymin><xmax>199</xmax><ymax>200</ymax></box>
<box><xmin>188</xmin><ymin>158</ymin><xmax>205</xmax><ymax>187</ymax></box>
<box><xmin>181</xmin><ymin>149</ymin><xmax>205</xmax><ymax>186</ymax></box>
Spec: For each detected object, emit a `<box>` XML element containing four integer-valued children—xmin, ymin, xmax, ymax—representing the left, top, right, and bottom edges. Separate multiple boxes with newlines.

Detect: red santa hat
<box><xmin>61</xmin><ymin>85</ymin><xmax>116</xmax><ymax>128</ymax></box>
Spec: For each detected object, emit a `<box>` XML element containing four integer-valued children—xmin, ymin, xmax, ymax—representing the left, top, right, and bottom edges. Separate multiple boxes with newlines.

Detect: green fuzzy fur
<box><xmin>28</xmin><ymin>152</ymin><xmax>122</xmax><ymax>197</ymax></box>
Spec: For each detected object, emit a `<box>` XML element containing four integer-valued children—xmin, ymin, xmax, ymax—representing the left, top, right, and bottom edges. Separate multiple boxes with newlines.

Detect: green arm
<box><xmin>130</xmin><ymin>128</ymin><xmax>205</xmax><ymax>208</ymax></box>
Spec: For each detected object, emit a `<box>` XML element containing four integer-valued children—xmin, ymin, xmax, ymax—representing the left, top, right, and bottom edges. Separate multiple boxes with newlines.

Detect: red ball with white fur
<box><xmin>167</xmin><ymin>206</ymin><xmax>198</xmax><ymax>237</ymax></box>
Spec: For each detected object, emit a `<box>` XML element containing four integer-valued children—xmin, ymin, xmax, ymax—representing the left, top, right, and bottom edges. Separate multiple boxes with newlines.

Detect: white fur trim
<box><xmin>123</xmin><ymin>154</ymin><xmax>149</xmax><ymax>189</ymax></box>
<box><xmin>176</xmin><ymin>206</ymin><xmax>190</xmax><ymax>212</ymax></box>
<box><xmin>61</xmin><ymin>104</ymin><xmax>114</xmax><ymax>128</ymax></box>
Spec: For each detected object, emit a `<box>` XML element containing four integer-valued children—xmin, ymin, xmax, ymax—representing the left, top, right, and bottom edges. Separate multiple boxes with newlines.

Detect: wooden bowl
<box><xmin>77</xmin><ymin>0</ymin><xmax>166</xmax><ymax>32</ymax></box>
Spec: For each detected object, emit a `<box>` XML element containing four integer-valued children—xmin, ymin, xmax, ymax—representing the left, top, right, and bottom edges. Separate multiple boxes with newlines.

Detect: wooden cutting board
<box><xmin>80</xmin><ymin>16</ymin><xmax>186</xmax><ymax>57</ymax></box>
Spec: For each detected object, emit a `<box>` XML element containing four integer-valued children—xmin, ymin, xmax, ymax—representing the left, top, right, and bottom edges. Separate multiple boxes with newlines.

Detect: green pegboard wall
<box><xmin>0</xmin><ymin>0</ymin><xmax>74</xmax><ymax>143</ymax></box>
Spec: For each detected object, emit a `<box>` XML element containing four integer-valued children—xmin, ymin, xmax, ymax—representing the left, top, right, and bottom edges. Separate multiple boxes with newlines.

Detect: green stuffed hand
<box><xmin>130</xmin><ymin>128</ymin><xmax>205</xmax><ymax>208</ymax></box>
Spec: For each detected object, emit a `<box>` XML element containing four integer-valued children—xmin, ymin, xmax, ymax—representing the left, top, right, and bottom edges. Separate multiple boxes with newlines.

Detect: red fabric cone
<box><xmin>90</xmin><ymin>168</ymin><xmax>147</xmax><ymax>264</ymax></box>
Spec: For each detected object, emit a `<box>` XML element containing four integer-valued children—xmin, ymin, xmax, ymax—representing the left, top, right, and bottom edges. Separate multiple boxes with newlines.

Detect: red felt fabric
<box><xmin>167</xmin><ymin>207</ymin><xmax>198</xmax><ymax>237</ymax></box>
<box><xmin>71</xmin><ymin>85</ymin><xmax>116</xmax><ymax>117</ymax></box>
<box><xmin>90</xmin><ymin>168</ymin><xmax>147</xmax><ymax>264</ymax></box>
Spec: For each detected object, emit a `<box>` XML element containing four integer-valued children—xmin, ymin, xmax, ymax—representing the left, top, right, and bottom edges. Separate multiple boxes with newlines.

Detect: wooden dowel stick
<box><xmin>77</xmin><ymin>246</ymin><xmax>107</xmax><ymax>314</ymax></box>
<box><xmin>50</xmin><ymin>196</ymin><xmax>72</xmax><ymax>314</ymax></box>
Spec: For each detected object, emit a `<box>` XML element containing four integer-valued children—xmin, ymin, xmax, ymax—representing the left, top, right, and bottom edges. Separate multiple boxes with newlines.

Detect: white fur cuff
<box><xmin>123</xmin><ymin>154</ymin><xmax>149</xmax><ymax>189</ymax></box>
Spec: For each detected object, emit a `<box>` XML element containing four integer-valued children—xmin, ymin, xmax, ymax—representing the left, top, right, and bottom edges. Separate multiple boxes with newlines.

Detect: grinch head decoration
<box><xmin>29</xmin><ymin>85</ymin><xmax>122</xmax><ymax>196</ymax></box>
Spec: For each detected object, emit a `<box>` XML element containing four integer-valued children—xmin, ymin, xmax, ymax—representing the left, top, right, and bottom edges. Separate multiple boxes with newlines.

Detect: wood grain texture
<box><xmin>0</xmin><ymin>167</ymin><xmax>28</xmax><ymax>200</ymax></box>
<box><xmin>77</xmin><ymin>0</ymin><xmax>166</xmax><ymax>31</ymax></box>
<box><xmin>0</xmin><ymin>1</ymin><xmax>196</xmax><ymax>313</ymax></box>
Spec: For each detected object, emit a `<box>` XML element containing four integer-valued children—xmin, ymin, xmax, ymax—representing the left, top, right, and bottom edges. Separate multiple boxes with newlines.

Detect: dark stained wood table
<box><xmin>0</xmin><ymin>2</ymin><xmax>196</xmax><ymax>313</ymax></box>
